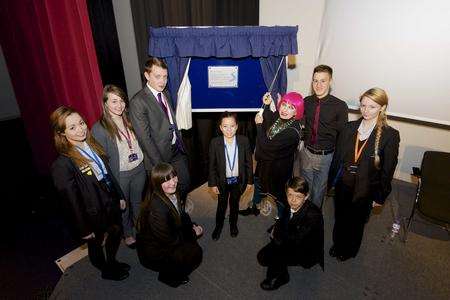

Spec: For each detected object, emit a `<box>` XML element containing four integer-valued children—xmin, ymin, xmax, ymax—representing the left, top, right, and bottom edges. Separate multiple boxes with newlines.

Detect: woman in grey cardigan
<box><xmin>92</xmin><ymin>85</ymin><xmax>146</xmax><ymax>249</ymax></box>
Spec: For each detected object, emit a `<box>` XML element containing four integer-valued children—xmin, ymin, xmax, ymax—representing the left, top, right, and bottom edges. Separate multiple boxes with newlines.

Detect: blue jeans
<box><xmin>300</xmin><ymin>147</ymin><xmax>333</xmax><ymax>209</ymax></box>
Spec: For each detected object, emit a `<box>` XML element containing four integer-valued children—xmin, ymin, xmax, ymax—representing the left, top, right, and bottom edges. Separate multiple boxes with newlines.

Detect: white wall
<box><xmin>260</xmin><ymin>0</ymin><xmax>326</xmax><ymax>97</ymax></box>
<box><xmin>260</xmin><ymin>0</ymin><xmax>450</xmax><ymax>182</ymax></box>
<box><xmin>112</xmin><ymin>0</ymin><xmax>142</xmax><ymax>98</ymax></box>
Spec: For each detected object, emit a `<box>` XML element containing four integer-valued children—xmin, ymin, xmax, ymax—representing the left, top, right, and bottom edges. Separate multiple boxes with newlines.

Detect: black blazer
<box><xmin>329</xmin><ymin>118</ymin><xmax>400</xmax><ymax>204</ymax></box>
<box><xmin>51</xmin><ymin>155</ymin><xmax>124</xmax><ymax>238</ymax></box>
<box><xmin>272</xmin><ymin>200</ymin><xmax>324</xmax><ymax>269</ymax></box>
<box><xmin>129</xmin><ymin>86</ymin><xmax>184</xmax><ymax>171</ymax></box>
<box><xmin>137</xmin><ymin>193</ymin><xmax>195</xmax><ymax>262</ymax></box>
<box><xmin>208</xmin><ymin>135</ymin><xmax>254</xmax><ymax>193</ymax></box>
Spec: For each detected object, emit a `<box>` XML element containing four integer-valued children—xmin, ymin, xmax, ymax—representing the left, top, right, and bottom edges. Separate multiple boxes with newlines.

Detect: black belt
<box><xmin>306</xmin><ymin>145</ymin><xmax>334</xmax><ymax>155</ymax></box>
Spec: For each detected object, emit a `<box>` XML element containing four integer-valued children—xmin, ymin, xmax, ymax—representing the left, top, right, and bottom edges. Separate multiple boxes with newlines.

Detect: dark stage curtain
<box><xmin>86</xmin><ymin>0</ymin><xmax>127</xmax><ymax>94</ymax></box>
<box><xmin>129</xmin><ymin>0</ymin><xmax>259</xmax><ymax>188</ymax></box>
<box><xmin>0</xmin><ymin>0</ymin><xmax>104</xmax><ymax>174</ymax></box>
<box><xmin>130</xmin><ymin>0</ymin><xmax>259</xmax><ymax>74</ymax></box>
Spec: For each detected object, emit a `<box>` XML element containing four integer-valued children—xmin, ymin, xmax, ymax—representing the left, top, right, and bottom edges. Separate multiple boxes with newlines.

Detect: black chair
<box><xmin>406</xmin><ymin>151</ymin><xmax>450</xmax><ymax>240</ymax></box>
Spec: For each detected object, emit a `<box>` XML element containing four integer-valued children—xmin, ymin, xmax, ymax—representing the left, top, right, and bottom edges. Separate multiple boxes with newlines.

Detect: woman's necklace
<box><xmin>267</xmin><ymin>118</ymin><xmax>295</xmax><ymax>140</ymax></box>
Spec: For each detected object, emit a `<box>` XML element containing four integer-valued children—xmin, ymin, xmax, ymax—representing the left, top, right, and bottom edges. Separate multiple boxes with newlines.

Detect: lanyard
<box><xmin>117</xmin><ymin>121</ymin><xmax>134</xmax><ymax>152</ymax></box>
<box><xmin>354</xmin><ymin>133</ymin><xmax>369</xmax><ymax>163</ymax></box>
<box><xmin>224</xmin><ymin>141</ymin><xmax>237</xmax><ymax>173</ymax></box>
<box><xmin>76</xmin><ymin>145</ymin><xmax>107</xmax><ymax>178</ymax></box>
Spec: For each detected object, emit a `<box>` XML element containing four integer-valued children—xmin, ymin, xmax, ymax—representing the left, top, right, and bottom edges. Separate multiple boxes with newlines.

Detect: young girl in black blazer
<box><xmin>329</xmin><ymin>88</ymin><xmax>400</xmax><ymax>261</ymax></box>
<box><xmin>208</xmin><ymin>112</ymin><xmax>253</xmax><ymax>240</ymax></box>
<box><xmin>50</xmin><ymin>106</ymin><xmax>129</xmax><ymax>281</ymax></box>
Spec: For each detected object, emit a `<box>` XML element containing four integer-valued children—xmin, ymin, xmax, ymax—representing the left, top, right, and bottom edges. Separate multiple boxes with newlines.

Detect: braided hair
<box><xmin>359</xmin><ymin>88</ymin><xmax>389</xmax><ymax>169</ymax></box>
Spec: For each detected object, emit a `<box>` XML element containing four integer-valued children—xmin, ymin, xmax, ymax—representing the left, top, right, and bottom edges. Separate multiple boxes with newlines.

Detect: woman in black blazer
<box><xmin>50</xmin><ymin>106</ymin><xmax>129</xmax><ymax>281</ymax></box>
<box><xmin>329</xmin><ymin>88</ymin><xmax>400</xmax><ymax>261</ymax></box>
<box><xmin>136</xmin><ymin>163</ymin><xmax>203</xmax><ymax>288</ymax></box>
<box><xmin>208</xmin><ymin>112</ymin><xmax>254</xmax><ymax>240</ymax></box>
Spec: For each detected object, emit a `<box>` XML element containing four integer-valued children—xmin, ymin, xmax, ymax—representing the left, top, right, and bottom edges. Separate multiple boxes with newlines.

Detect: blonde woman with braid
<box><xmin>328</xmin><ymin>88</ymin><xmax>400</xmax><ymax>261</ymax></box>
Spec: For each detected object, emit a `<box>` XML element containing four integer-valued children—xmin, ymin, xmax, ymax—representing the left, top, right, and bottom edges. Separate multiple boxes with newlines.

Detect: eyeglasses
<box><xmin>280</xmin><ymin>102</ymin><xmax>296</xmax><ymax>112</ymax></box>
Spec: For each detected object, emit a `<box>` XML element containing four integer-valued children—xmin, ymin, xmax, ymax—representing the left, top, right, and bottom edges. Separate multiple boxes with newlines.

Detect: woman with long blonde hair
<box><xmin>50</xmin><ymin>106</ymin><xmax>129</xmax><ymax>280</ymax></box>
<box><xmin>328</xmin><ymin>88</ymin><xmax>400</xmax><ymax>261</ymax></box>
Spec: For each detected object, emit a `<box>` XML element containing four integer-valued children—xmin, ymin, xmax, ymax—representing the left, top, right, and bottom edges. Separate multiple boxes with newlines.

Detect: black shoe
<box><xmin>212</xmin><ymin>226</ymin><xmax>222</xmax><ymax>241</ymax></box>
<box><xmin>239</xmin><ymin>206</ymin><xmax>260</xmax><ymax>216</ymax></box>
<box><xmin>158</xmin><ymin>274</ymin><xmax>186</xmax><ymax>288</ymax></box>
<box><xmin>230</xmin><ymin>225</ymin><xmax>239</xmax><ymax>237</ymax></box>
<box><xmin>101</xmin><ymin>267</ymin><xmax>129</xmax><ymax>281</ymax></box>
<box><xmin>266</xmin><ymin>224</ymin><xmax>275</xmax><ymax>234</ymax></box>
<box><xmin>329</xmin><ymin>245</ymin><xmax>337</xmax><ymax>258</ymax></box>
<box><xmin>336</xmin><ymin>254</ymin><xmax>353</xmax><ymax>262</ymax></box>
<box><xmin>180</xmin><ymin>276</ymin><xmax>190</xmax><ymax>285</ymax></box>
<box><xmin>113</xmin><ymin>261</ymin><xmax>131</xmax><ymax>272</ymax></box>
<box><xmin>260</xmin><ymin>273</ymin><xmax>290</xmax><ymax>291</ymax></box>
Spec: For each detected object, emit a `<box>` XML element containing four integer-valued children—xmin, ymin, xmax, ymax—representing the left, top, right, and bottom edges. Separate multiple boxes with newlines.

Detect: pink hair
<box><xmin>277</xmin><ymin>92</ymin><xmax>304</xmax><ymax>120</ymax></box>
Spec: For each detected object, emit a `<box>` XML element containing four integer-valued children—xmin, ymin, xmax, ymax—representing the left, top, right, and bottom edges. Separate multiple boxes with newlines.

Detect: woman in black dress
<box><xmin>50</xmin><ymin>106</ymin><xmax>129</xmax><ymax>281</ymax></box>
<box><xmin>254</xmin><ymin>92</ymin><xmax>304</xmax><ymax>217</ymax></box>
<box><xmin>136</xmin><ymin>163</ymin><xmax>203</xmax><ymax>287</ymax></box>
<box><xmin>329</xmin><ymin>88</ymin><xmax>400</xmax><ymax>261</ymax></box>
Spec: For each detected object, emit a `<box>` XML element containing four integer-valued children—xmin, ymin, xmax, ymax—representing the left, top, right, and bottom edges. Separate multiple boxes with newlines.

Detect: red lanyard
<box><xmin>117</xmin><ymin>121</ymin><xmax>134</xmax><ymax>153</ymax></box>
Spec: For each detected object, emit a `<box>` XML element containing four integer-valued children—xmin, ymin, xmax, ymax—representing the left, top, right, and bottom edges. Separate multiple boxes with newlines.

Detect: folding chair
<box><xmin>406</xmin><ymin>151</ymin><xmax>450</xmax><ymax>240</ymax></box>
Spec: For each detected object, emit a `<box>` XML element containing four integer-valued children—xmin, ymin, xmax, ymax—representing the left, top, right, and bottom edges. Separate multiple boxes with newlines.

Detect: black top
<box><xmin>329</xmin><ymin>118</ymin><xmax>400</xmax><ymax>204</ymax></box>
<box><xmin>51</xmin><ymin>155</ymin><xmax>123</xmax><ymax>238</ymax></box>
<box><xmin>303</xmin><ymin>94</ymin><xmax>348</xmax><ymax>150</ymax></box>
<box><xmin>255</xmin><ymin>106</ymin><xmax>301</xmax><ymax>162</ymax></box>
<box><xmin>272</xmin><ymin>200</ymin><xmax>324</xmax><ymax>269</ymax></box>
<box><xmin>136</xmin><ymin>193</ymin><xmax>196</xmax><ymax>262</ymax></box>
<box><xmin>254</xmin><ymin>106</ymin><xmax>301</xmax><ymax>198</ymax></box>
<box><xmin>208</xmin><ymin>135</ymin><xmax>254</xmax><ymax>193</ymax></box>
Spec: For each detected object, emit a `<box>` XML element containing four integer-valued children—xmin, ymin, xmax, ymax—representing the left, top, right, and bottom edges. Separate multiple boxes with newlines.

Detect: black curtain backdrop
<box><xmin>130</xmin><ymin>0</ymin><xmax>259</xmax><ymax>188</ymax></box>
<box><xmin>86</xmin><ymin>0</ymin><xmax>127</xmax><ymax>94</ymax></box>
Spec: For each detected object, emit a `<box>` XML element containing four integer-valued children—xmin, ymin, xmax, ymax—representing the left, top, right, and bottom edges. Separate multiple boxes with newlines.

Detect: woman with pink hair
<box><xmin>251</xmin><ymin>92</ymin><xmax>305</xmax><ymax>218</ymax></box>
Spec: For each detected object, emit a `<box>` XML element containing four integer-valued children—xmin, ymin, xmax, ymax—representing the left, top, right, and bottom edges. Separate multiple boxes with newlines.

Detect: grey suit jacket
<box><xmin>129</xmin><ymin>85</ymin><xmax>183</xmax><ymax>171</ymax></box>
<box><xmin>91</xmin><ymin>122</ymin><xmax>121</xmax><ymax>182</ymax></box>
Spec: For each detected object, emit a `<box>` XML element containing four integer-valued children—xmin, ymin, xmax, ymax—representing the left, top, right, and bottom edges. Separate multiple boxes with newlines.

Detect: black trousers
<box><xmin>216</xmin><ymin>183</ymin><xmax>241</xmax><ymax>228</ymax></box>
<box><xmin>141</xmin><ymin>241</ymin><xmax>203</xmax><ymax>281</ymax></box>
<box><xmin>86</xmin><ymin>223</ymin><xmax>122</xmax><ymax>270</ymax></box>
<box><xmin>332</xmin><ymin>183</ymin><xmax>372</xmax><ymax>257</ymax></box>
<box><xmin>170</xmin><ymin>148</ymin><xmax>190</xmax><ymax>202</ymax></box>
<box><xmin>257</xmin><ymin>242</ymin><xmax>292</xmax><ymax>279</ymax></box>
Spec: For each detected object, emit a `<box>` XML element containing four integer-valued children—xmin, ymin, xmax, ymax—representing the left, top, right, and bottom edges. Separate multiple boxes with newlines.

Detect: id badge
<box><xmin>128</xmin><ymin>153</ymin><xmax>138</xmax><ymax>162</ymax></box>
<box><xmin>347</xmin><ymin>165</ymin><xmax>358</xmax><ymax>174</ymax></box>
<box><xmin>226</xmin><ymin>176</ymin><xmax>238</xmax><ymax>185</ymax></box>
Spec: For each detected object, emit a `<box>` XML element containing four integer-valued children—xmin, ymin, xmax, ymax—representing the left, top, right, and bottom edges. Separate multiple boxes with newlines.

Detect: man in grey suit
<box><xmin>129</xmin><ymin>57</ymin><xmax>190</xmax><ymax>201</ymax></box>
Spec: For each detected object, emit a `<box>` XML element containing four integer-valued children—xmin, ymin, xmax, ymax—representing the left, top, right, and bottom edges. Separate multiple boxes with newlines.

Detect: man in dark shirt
<box><xmin>300</xmin><ymin>65</ymin><xmax>348</xmax><ymax>208</ymax></box>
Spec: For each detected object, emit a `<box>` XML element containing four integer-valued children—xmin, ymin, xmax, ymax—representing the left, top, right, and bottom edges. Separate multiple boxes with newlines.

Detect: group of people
<box><xmin>50</xmin><ymin>58</ymin><xmax>400</xmax><ymax>291</ymax></box>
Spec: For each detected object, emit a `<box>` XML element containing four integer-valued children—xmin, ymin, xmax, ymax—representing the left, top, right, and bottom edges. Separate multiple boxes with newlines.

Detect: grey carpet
<box><xmin>50</xmin><ymin>180</ymin><xmax>450</xmax><ymax>300</ymax></box>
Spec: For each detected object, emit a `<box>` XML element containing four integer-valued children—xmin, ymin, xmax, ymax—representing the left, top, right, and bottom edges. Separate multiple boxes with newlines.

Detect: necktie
<box><xmin>157</xmin><ymin>92</ymin><xmax>169</xmax><ymax>120</ymax></box>
<box><xmin>157</xmin><ymin>92</ymin><xmax>185</xmax><ymax>153</ymax></box>
<box><xmin>310</xmin><ymin>99</ymin><xmax>321</xmax><ymax>145</ymax></box>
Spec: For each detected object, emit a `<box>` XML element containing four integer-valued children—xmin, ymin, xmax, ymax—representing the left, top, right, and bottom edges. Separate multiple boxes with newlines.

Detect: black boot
<box><xmin>101</xmin><ymin>263</ymin><xmax>129</xmax><ymax>281</ymax></box>
<box><xmin>212</xmin><ymin>225</ymin><xmax>222</xmax><ymax>241</ymax></box>
<box><xmin>230</xmin><ymin>224</ymin><xmax>239</xmax><ymax>237</ymax></box>
<box><xmin>239</xmin><ymin>205</ymin><xmax>260</xmax><ymax>216</ymax></box>
<box><xmin>260</xmin><ymin>272</ymin><xmax>290</xmax><ymax>291</ymax></box>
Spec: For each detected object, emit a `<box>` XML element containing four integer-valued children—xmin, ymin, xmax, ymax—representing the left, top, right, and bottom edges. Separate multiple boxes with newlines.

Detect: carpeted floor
<box><xmin>50</xmin><ymin>180</ymin><xmax>450</xmax><ymax>300</ymax></box>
